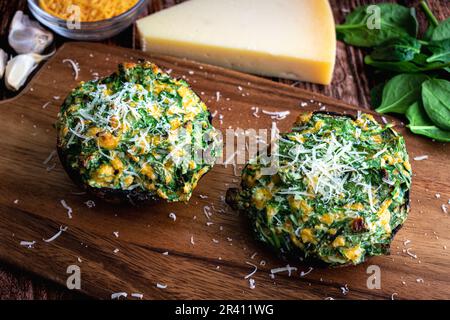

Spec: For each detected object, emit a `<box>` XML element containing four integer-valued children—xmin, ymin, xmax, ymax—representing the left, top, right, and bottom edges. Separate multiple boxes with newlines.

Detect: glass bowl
<box><xmin>28</xmin><ymin>0</ymin><xmax>148</xmax><ymax>41</ymax></box>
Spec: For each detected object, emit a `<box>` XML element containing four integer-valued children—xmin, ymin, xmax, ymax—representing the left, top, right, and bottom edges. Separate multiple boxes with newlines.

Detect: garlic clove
<box><xmin>0</xmin><ymin>48</ymin><xmax>7</xmax><ymax>79</ymax></box>
<box><xmin>5</xmin><ymin>50</ymin><xmax>55</xmax><ymax>91</ymax></box>
<box><xmin>8</xmin><ymin>11</ymin><xmax>54</xmax><ymax>55</ymax></box>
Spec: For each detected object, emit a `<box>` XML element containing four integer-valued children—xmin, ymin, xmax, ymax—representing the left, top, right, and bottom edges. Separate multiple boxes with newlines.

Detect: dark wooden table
<box><xmin>0</xmin><ymin>0</ymin><xmax>448</xmax><ymax>300</ymax></box>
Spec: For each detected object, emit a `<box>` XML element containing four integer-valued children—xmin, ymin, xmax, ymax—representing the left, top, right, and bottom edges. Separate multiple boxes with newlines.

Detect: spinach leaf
<box><xmin>406</xmin><ymin>102</ymin><xmax>450</xmax><ymax>142</ymax></box>
<box><xmin>375</xmin><ymin>73</ymin><xmax>429</xmax><ymax>114</ymax></box>
<box><xmin>426</xmin><ymin>39</ymin><xmax>450</xmax><ymax>64</ymax></box>
<box><xmin>423</xmin><ymin>25</ymin><xmax>436</xmax><ymax>42</ymax></box>
<box><xmin>336</xmin><ymin>4</ymin><xmax>418</xmax><ymax>47</ymax></box>
<box><xmin>422</xmin><ymin>79</ymin><xmax>450</xmax><ymax>130</ymax></box>
<box><xmin>431</xmin><ymin>18</ymin><xmax>450</xmax><ymax>41</ymax></box>
<box><xmin>370</xmin><ymin>36</ymin><xmax>421</xmax><ymax>61</ymax></box>
<box><xmin>365</xmin><ymin>55</ymin><xmax>450</xmax><ymax>73</ymax></box>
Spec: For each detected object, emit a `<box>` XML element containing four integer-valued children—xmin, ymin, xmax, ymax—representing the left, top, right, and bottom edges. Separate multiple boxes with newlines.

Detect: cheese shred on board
<box><xmin>227</xmin><ymin>112</ymin><xmax>412</xmax><ymax>266</ymax></box>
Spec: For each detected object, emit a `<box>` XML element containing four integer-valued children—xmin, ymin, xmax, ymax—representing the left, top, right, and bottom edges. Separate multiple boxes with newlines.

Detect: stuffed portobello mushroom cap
<box><xmin>56</xmin><ymin>61</ymin><xmax>221</xmax><ymax>203</ymax></box>
<box><xmin>227</xmin><ymin>112</ymin><xmax>411</xmax><ymax>266</ymax></box>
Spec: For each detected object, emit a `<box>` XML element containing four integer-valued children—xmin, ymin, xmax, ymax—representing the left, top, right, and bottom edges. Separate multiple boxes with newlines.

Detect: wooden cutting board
<box><xmin>0</xmin><ymin>42</ymin><xmax>449</xmax><ymax>300</ymax></box>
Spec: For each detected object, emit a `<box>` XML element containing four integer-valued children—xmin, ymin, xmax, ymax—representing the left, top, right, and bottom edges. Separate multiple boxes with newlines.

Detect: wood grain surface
<box><xmin>0</xmin><ymin>0</ymin><xmax>448</xmax><ymax>300</ymax></box>
<box><xmin>0</xmin><ymin>42</ymin><xmax>449</xmax><ymax>300</ymax></box>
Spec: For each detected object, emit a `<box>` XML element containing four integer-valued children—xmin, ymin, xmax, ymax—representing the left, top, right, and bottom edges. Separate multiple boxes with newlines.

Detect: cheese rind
<box><xmin>137</xmin><ymin>0</ymin><xmax>336</xmax><ymax>85</ymax></box>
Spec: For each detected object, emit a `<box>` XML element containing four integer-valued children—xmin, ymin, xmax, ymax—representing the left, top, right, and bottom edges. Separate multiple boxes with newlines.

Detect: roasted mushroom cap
<box><xmin>227</xmin><ymin>111</ymin><xmax>411</xmax><ymax>266</ymax></box>
<box><xmin>56</xmin><ymin>61</ymin><xmax>221</xmax><ymax>204</ymax></box>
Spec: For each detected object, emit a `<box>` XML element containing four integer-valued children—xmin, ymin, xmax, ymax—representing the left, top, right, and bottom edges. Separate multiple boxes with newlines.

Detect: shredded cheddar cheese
<box><xmin>39</xmin><ymin>0</ymin><xmax>139</xmax><ymax>22</ymax></box>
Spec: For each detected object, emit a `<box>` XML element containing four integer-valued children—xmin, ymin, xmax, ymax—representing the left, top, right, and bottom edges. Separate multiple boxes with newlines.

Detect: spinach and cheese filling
<box><xmin>57</xmin><ymin>61</ymin><xmax>221</xmax><ymax>202</ymax></box>
<box><xmin>227</xmin><ymin>112</ymin><xmax>411</xmax><ymax>266</ymax></box>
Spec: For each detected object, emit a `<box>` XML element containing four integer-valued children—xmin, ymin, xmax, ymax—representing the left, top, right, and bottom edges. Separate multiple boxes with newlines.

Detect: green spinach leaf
<box><xmin>336</xmin><ymin>4</ymin><xmax>418</xmax><ymax>47</ymax></box>
<box><xmin>365</xmin><ymin>55</ymin><xmax>450</xmax><ymax>73</ymax></box>
<box><xmin>423</xmin><ymin>25</ymin><xmax>436</xmax><ymax>42</ymax></box>
<box><xmin>422</xmin><ymin>79</ymin><xmax>450</xmax><ymax>130</ymax></box>
<box><xmin>375</xmin><ymin>73</ymin><xmax>429</xmax><ymax>114</ymax></box>
<box><xmin>431</xmin><ymin>17</ymin><xmax>450</xmax><ymax>41</ymax></box>
<box><xmin>370</xmin><ymin>36</ymin><xmax>421</xmax><ymax>61</ymax></box>
<box><xmin>426</xmin><ymin>39</ymin><xmax>450</xmax><ymax>64</ymax></box>
<box><xmin>406</xmin><ymin>102</ymin><xmax>450</xmax><ymax>142</ymax></box>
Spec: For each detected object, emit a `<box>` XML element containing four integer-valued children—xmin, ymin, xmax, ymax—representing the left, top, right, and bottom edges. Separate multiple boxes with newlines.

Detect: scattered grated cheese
<box><xmin>113</xmin><ymin>248</ymin><xmax>120</xmax><ymax>254</ymax></box>
<box><xmin>413</xmin><ymin>155</ymin><xmax>429</xmax><ymax>161</ymax></box>
<box><xmin>62</xmin><ymin>59</ymin><xmax>80</xmax><ymax>80</ymax></box>
<box><xmin>156</xmin><ymin>283</ymin><xmax>167</xmax><ymax>289</ymax></box>
<box><xmin>300</xmin><ymin>267</ymin><xmax>314</xmax><ymax>277</ymax></box>
<box><xmin>60</xmin><ymin>199</ymin><xmax>73</xmax><ymax>219</ymax></box>
<box><xmin>340</xmin><ymin>284</ymin><xmax>349</xmax><ymax>295</ymax></box>
<box><xmin>270</xmin><ymin>265</ymin><xmax>297</xmax><ymax>277</ymax></box>
<box><xmin>441</xmin><ymin>204</ymin><xmax>448</xmax><ymax>214</ymax></box>
<box><xmin>406</xmin><ymin>248</ymin><xmax>418</xmax><ymax>259</ymax></box>
<box><xmin>20</xmin><ymin>240</ymin><xmax>36</xmax><ymax>248</ymax></box>
<box><xmin>131</xmin><ymin>293</ymin><xmax>144</xmax><ymax>299</ymax></box>
<box><xmin>251</xmin><ymin>106</ymin><xmax>260</xmax><ymax>118</ymax></box>
<box><xmin>113</xmin><ymin>231</ymin><xmax>119</xmax><ymax>238</ymax></box>
<box><xmin>248</xmin><ymin>278</ymin><xmax>256</xmax><ymax>290</ymax></box>
<box><xmin>169</xmin><ymin>212</ymin><xmax>177</xmax><ymax>221</ymax></box>
<box><xmin>43</xmin><ymin>226</ymin><xmax>68</xmax><ymax>243</ymax></box>
<box><xmin>43</xmin><ymin>150</ymin><xmax>56</xmax><ymax>165</ymax></box>
<box><xmin>212</xmin><ymin>238</ymin><xmax>219</xmax><ymax>244</ymax></box>
<box><xmin>42</xmin><ymin>101</ymin><xmax>51</xmax><ymax>109</ymax></box>
<box><xmin>261</xmin><ymin>110</ymin><xmax>290</xmax><ymax>120</ymax></box>
<box><xmin>190</xmin><ymin>235</ymin><xmax>195</xmax><ymax>245</ymax></box>
<box><xmin>84</xmin><ymin>200</ymin><xmax>95</xmax><ymax>208</ymax></box>
<box><xmin>162</xmin><ymin>251</ymin><xmax>169</xmax><ymax>255</ymax></box>
<box><xmin>216</xmin><ymin>91</ymin><xmax>221</xmax><ymax>102</ymax></box>
<box><xmin>391</xmin><ymin>293</ymin><xmax>398</xmax><ymax>300</ymax></box>
<box><xmin>111</xmin><ymin>292</ymin><xmax>127</xmax><ymax>300</ymax></box>
<box><xmin>244</xmin><ymin>261</ymin><xmax>258</xmax><ymax>279</ymax></box>
<box><xmin>203</xmin><ymin>205</ymin><xmax>212</xmax><ymax>220</ymax></box>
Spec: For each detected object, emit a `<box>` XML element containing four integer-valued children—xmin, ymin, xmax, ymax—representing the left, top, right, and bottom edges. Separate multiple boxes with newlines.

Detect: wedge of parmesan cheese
<box><xmin>136</xmin><ymin>0</ymin><xmax>336</xmax><ymax>85</ymax></box>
